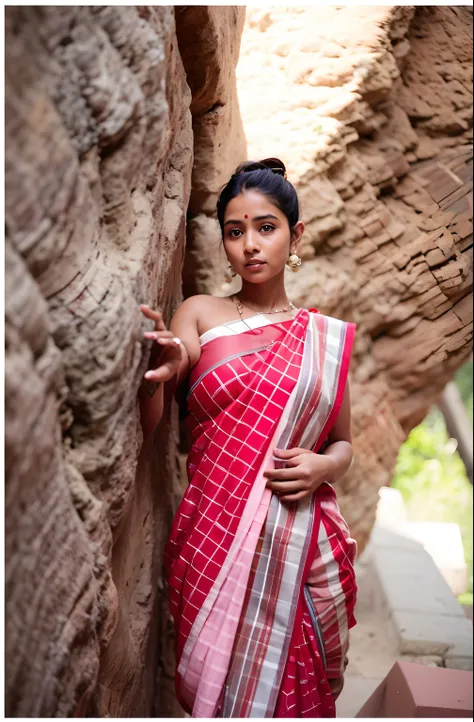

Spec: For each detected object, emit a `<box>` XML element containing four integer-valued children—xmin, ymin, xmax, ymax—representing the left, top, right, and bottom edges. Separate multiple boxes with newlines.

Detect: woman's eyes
<box><xmin>228</xmin><ymin>224</ymin><xmax>275</xmax><ymax>237</ymax></box>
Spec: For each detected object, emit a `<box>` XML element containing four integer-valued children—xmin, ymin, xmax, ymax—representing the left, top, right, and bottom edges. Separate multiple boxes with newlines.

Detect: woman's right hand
<box><xmin>141</xmin><ymin>305</ymin><xmax>184</xmax><ymax>383</ymax></box>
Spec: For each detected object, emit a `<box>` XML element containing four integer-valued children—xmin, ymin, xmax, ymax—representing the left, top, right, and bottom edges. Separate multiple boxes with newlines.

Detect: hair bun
<box><xmin>233</xmin><ymin>158</ymin><xmax>287</xmax><ymax>180</ymax></box>
<box><xmin>259</xmin><ymin>158</ymin><xmax>287</xmax><ymax>179</ymax></box>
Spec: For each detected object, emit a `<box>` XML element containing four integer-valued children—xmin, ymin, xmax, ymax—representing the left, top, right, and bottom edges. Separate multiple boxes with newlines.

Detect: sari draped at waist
<box><xmin>164</xmin><ymin>308</ymin><xmax>356</xmax><ymax>718</ymax></box>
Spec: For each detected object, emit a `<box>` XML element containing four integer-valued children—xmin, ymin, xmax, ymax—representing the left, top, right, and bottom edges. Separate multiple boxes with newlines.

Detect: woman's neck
<box><xmin>237</xmin><ymin>274</ymin><xmax>291</xmax><ymax>312</ymax></box>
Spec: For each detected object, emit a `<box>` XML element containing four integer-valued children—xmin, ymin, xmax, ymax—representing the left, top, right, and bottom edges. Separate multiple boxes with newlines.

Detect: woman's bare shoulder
<box><xmin>168</xmin><ymin>296</ymin><xmax>226</xmax><ymax>368</ymax></box>
<box><xmin>176</xmin><ymin>294</ymin><xmax>232</xmax><ymax>315</ymax></box>
<box><xmin>179</xmin><ymin>294</ymin><xmax>237</xmax><ymax>336</ymax></box>
<box><xmin>173</xmin><ymin>293</ymin><xmax>233</xmax><ymax>325</ymax></box>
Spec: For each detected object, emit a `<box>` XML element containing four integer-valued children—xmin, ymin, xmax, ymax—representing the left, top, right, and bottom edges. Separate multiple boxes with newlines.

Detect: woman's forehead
<box><xmin>225</xmin><ymin>190</ymin><xmax>282</xmax><ymax>218</ymax></box>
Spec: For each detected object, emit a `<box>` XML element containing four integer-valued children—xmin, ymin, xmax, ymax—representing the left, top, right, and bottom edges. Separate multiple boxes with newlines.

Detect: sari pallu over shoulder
<box><xmin>165</xmin><ymin>312</ymin><xmax>308</xmax><ymax>710</ymax></box>
<box><xmin>220</xmin><ymin>312</ymin><xmax>355</xmax><ymax>719</ymax></box>
<box><xmin>164</xmin><ymin>309</ymin><xmax>356</xmax><ymax>718</ymax></box>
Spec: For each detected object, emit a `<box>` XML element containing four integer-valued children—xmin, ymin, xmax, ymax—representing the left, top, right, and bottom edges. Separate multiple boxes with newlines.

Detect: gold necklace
<box><xmin>233</xmin><ymin>294</ymin><xmax>295</xmax><ymax>318</ymax></box>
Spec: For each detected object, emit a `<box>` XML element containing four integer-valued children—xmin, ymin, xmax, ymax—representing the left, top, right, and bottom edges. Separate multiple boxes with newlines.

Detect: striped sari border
<box><xmin>222</xmin><ymin>313</ymin><xmax>355</xmax><ymax>717</ymax></box>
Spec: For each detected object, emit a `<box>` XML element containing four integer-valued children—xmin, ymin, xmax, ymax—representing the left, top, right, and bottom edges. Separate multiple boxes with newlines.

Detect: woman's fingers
<box><xmin>273</xmin><ymin>447</ymin><xmax>312</xmax><ymax>458</ymax></box>
<box><xmin>143</xmin><ymin>337</ymin><xmax>183</xmax><ymax>383</ymax></box>
<box><xmin>140</xmin><ymin>304</ymin><xmax>167</xmax><ymax>331</ymax></box>
<box><xmin>140</xmin><ymin>304</ymin><xmax>161</xmax><ymax>319</ymax></box>
<box><xmin>144</xmin><ymin>358</ymin><xmax>179</xmax><ymax>383</ymax></box>
<box><xmin>279</xmin><ymin>490</ymin><xmax>309</xmax><ymax>502</ymax></box>
<box><xmin>141</xmin><ymin>305</ymin><xmax>182</xmax><ymax>383</ymax></box>
<box><xmin>152</xmin><ymin>337</ymin><xmax>182</xmax><ymax>353</ymax></box>
<box><xmin>264</xmin><ymin>465</ymin><xmax>302</xmax><ymax>480</ymax></box>
<box><xmin>265</xmin><ymin>475</ymin><xmax>313</xmax><ymax>501</ymax></box>
<box><xmin>265</xmin><ymin>480</ymin><xmax>303</xmax><ymax>493</ymax></box>
<box><xmin>144</xmin><ymin>330</ymin><xmax>174</xmax><ymax>341</ymax></box>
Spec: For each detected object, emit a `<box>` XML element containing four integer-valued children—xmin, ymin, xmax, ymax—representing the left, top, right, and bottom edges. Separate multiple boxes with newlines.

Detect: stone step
<box><xmin>355</xmin><ymin>661</ymin><xmax>473</xmax><ymax>718</ymax></box>
<box><xmin>368</xmin><ymin>522</ymin><xmax>473</xmax><ymax>671</ymax></box>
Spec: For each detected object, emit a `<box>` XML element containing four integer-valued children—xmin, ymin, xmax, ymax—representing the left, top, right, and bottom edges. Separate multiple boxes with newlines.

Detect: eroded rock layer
<box><xmin>5</xmin><ymin>6</ymin><xmax>193</xmax><ymax>717</ymax></box>
<box><xmin>230</xmin><ymin>6</ymin><xmax>473</xmax><ymax>549</ymax></box>
<box><xmin>175</xmin><ymin>6</ymin><xmax>247</xmax><ymax>297</ymax></box>
<box><xmin>5</xmin><ymin>5</ymin><xmax>472</xmax><ymax>717</ymax></box>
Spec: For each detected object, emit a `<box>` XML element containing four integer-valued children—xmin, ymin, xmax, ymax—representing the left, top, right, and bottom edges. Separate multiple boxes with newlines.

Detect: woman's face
<box><xmin>222</xmin><ymin>190</ymin><xmax>303</xmax><ymax>282</ymax></box>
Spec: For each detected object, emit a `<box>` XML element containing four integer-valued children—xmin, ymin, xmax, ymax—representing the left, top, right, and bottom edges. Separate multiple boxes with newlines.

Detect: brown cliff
<box><xmin>230</xmin><ymin>5</ymin><xmax>473</xmax><ymax>550</ymax></box>
<box><xmin>5</xmin><ymin>5</ymin><xmax>244</xmax><ymax>717</ymax></box>
<box><xmin>5</xmin><ymin>5</ymin><xmax>472</xmax><ymax>718</ymax></box>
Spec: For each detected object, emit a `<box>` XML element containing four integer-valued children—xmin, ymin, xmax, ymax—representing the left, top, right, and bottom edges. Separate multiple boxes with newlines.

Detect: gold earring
<box><xmin>224</xmin><ymin>265</ymin><xmax>237</xmax><ymax>284</ymax></box>
<box><xmin>287</xmin><ymin>254</ymin><xmax>302</xmax><ymax>272</ymax></box>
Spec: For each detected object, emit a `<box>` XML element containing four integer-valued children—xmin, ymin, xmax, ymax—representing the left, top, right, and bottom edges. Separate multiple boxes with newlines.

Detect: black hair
<box><xmin>216</xmin><ymin>158</ymin><xmax>300</xmax><ymax>237</ymax></box>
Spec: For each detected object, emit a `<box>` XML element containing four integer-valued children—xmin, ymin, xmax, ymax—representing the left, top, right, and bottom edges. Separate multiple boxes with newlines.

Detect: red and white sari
<box><xmin>165</xmin><ymin>308</ymin><xmax>357</xmax><ymax>718</ymax></box>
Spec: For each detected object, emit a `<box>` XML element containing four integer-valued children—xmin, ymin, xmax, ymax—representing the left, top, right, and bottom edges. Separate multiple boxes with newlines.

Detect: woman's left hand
<box><xmin>263</xmin><ymin>447</ymin><xmax>336</xmax><ymax>502</ymax></box>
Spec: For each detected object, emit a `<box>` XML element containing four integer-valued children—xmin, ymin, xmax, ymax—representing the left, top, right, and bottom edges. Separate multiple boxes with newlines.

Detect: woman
<box><xmin>140</xmin><ymin>159</ymin><xmax>357</xmax><ymax>718</ymax></box>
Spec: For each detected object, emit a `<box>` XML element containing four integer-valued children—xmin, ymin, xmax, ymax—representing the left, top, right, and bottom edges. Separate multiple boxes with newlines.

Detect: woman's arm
<box><xmin>320</xmin><ymin>381</ymin><xmax>353</xmax><ymax>484</ymax></box>
<box><xmin>264</xmin><ymin>381</ymin><xmax>354</xmax><ymax>500</ymax></box>
<box><xmin>139</xmin><ymin>298</ymin><xmax>202</xmax><ymax>441</ymax></box>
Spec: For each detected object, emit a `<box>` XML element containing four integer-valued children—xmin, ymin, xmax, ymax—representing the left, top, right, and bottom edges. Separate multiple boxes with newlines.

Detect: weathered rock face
<box><xmin>226</xmin><ymin>6</ymin><xmax>473</xmax><ymax>549</ymax></box>
<box><xmin>176</xmin><ymin>7</ymin><xmax>247</xmax><ymax>298</ymax></box>
<box><xmin>5</xmin><ymin>5</ymin><xmax>194</xmax><ymax>717</ymax></box>
<box><xmin>5</xmin><ymin>4</ymin><xmax>472</xmax><ymax>717</ymax></box>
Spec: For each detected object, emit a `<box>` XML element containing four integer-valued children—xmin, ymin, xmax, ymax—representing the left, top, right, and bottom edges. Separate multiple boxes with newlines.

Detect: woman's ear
<box><xmin>290</xmin><ymin>220</ymin><xmax>305</xmax><ymax>254</ymax></box>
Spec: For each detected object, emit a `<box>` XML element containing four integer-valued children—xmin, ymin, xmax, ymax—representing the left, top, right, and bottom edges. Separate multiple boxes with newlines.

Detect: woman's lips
<box><xmin>245</xmin><ymin>261</ymin><xmax>266</xmax><ymax>270</ymax></box>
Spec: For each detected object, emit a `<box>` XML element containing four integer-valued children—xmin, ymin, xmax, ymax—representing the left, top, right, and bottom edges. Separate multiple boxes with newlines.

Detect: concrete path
<box><xmin>336</xmin><ymin>519</ymin><xmax>472</xmax><ymax>717</ymax></box>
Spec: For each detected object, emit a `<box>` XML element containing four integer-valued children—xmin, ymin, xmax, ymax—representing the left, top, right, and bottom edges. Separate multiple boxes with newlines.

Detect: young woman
<box><xmin>140</xmin><ymin>159</ymin><xmax>357</xmax><ymax>718</ymax></box>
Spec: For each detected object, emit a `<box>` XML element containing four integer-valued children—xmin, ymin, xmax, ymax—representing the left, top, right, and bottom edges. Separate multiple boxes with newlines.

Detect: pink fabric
<box><xmin>274</xmin><ymin>492</ymin><xmax>357</xmax><ymax>717</ymax></box>
<box><xmin>165</xmin><ymin>309</ymin><xmax>357</xmax><ymax>717</ymax></box>
<box><xmin>166</xmin><ymin>314</ymin><xmax>308</xmax><ymax>713</ymax></box>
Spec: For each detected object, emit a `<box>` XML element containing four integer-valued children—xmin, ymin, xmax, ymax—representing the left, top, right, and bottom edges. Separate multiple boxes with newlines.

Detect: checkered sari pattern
<box><xmin>164</xmin><ymin>309</ymin><xmax>356</xmax><ymax>718</ymax></box>
<box><xmin>221</xmin><ymin>313</ymin><xmax>355</xmax><ymax>718</ymax></box>
<box><xmin>273</xmin><ymin>491</ymin><xmax>357</xmax><ymax>718</ymax></box>
<box><xmin>306</xmin><ymin>494</ymin><xmax>357</xmax><ymax>681</ymax></box>
<box><xmin>166</xmin><ymin>312</ymin><xmax>309</xmax><ymax>712</ymax></box>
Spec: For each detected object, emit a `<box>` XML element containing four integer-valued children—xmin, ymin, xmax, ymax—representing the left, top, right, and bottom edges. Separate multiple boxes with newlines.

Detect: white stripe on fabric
<box><xmin>300</xmin><ymin>315</ymin><xmax>345</xmax><ymax>450</ymax></box>
<box><xmin>249</xmin><ymin>319</ymin><xmax>321</xmax><ymax>715</ymax></box>
<box><xmin>199</xmin><ymin>313</ymin><xmax>289</xmax><ymax>346</ymax></box>
<box><xmin>252</xmin><ymin>498</ymin><xmax>314</xmax><ymax>715</ymax></box>
<box><xmin>178</xmin><ymin>349</ymin><xmax>305</xmax><ymax>713</ymax></box>
<box><xmin>223</xmin><ymin>316</ymin><xmax>319</xmax><ymax>716</ymax></box>
<box><xmin>226</xmin><ymin>314</ymin><xmax>349</xmax><ymax>717</ymax></box>
<box><xmin>316</xmin><ymin>520</ymin><xmax>349</xmax><ymax>676</ymax></box>
<box><xmin>226</xmin><ymin>500</ymin><xmax>285</xmax><ymax>718</ymax></box>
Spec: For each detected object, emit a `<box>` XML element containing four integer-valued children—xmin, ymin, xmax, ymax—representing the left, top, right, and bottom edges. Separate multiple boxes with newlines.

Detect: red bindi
<box><xmin>244</xmin><ymin>214</ymin><xmax>248</xmax><ymax>219</ymax></box>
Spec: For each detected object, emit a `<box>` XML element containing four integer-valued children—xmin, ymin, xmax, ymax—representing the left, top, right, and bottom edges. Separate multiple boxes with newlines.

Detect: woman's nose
<box><xmin>244</xmin><ymin>230</ymin><xmax>260</xmax><ymax>251</ymax></box>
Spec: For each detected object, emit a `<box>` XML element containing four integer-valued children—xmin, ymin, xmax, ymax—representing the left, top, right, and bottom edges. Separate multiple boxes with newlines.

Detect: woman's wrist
<box><xmin>321</xmin><ymin>441</ymin><xmax>353</xmax><ymax>484</ymax></box>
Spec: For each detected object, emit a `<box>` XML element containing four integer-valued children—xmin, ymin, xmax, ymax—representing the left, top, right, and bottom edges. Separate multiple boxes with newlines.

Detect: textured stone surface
<box><xmin>234</xmin><ymin>6</ymin><xmax>473</xmax><ymax>550</ymax></box>
<box><xmin>5</xmin><ymin>6</ymin><xmax>192</xmax><ymax>717</ymax></box>
<box><xmin>5</xmin><ymin>5</ymin><xmax>473</xmax><ymax>717</ymax></box>
<box><xmin>367</xmin><ymin>522</ymin><xmax>473</xmax><ymax>669</ymax></box>
<box><xmin>391</xmin><ymin>609</ymin><xmax>473</xmax><ymax>658</ymax></box>
<box><xmin>176</xmin><ymin>7</ymin><xmax>247</xmax><ymax>298</ymax></box>
<box><xmin>372</xmin><ymin>547</ymin><xmax>467</xmax><ymax>619</ymax></box>
<box><xmin>444</xmin><ymin>653</ymin><xmax>474</xmax><ymax>672</ymax></box>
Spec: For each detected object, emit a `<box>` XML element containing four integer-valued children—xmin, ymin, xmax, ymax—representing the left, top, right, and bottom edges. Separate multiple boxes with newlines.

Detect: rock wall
<box><xmin>5</xmin><ymin>6</ymin><xmax>244</xmax><ymax>717</ymax></box>
<box><xmin>5</xmin><ymin>5</ymin><xmax>472</xmax><ymax>717</ymax></box>
<box><xmin>223</xmin><ymin>6</ymin><xmax>473</xmax><ymax>549</ymax></box>
<box><xmin>175</xmin><ymin>7</ymin><xmax>247</xmax><ymax>296</ymax></box>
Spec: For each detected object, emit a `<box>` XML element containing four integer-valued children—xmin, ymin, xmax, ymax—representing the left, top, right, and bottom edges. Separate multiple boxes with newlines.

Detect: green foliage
<box><xmin>454</xmin><ymin>359</ymin><xmax>473</xmax><ymax>426</ymax></box>
<box><xmin>391</xmin><ymin>360</ymin><xmax>473</xmax><ymax>602</ymax></box>
<box><xmin>458</xmin><ymin>591</ymin><xmax>473</xmax><ymax>606</ymax></box>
